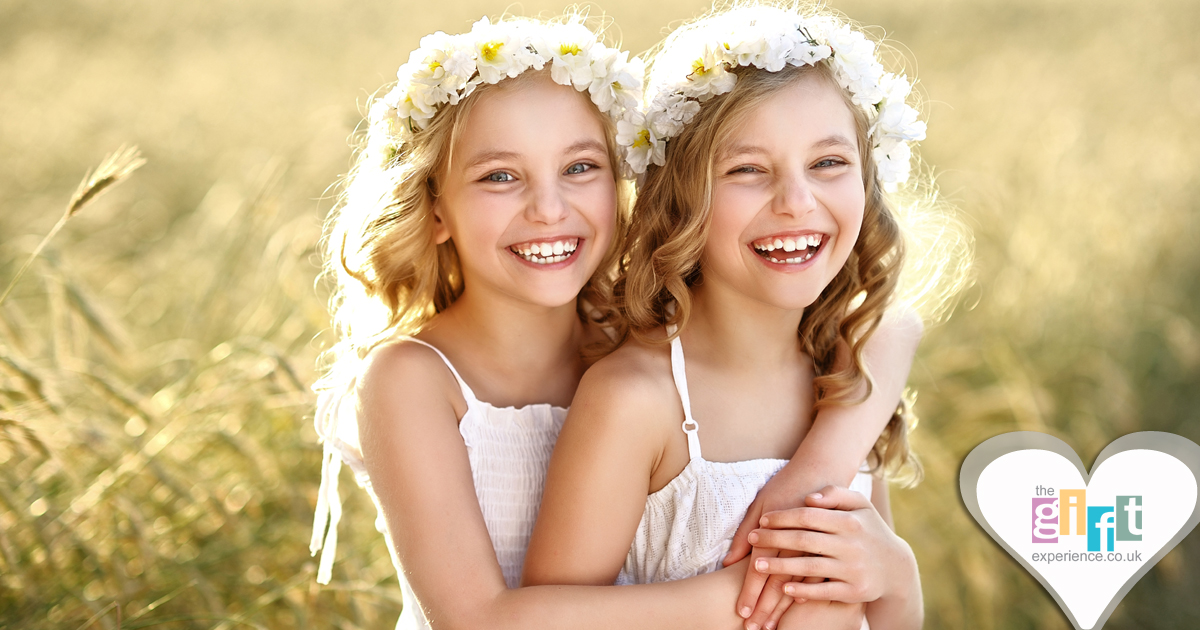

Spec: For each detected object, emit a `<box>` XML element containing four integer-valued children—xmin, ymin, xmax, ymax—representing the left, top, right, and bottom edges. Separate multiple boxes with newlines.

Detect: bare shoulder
<box><xmin>356</xmin><ymin>338</ymin><xmax>465</xmax><ymax>435</ymax></box>
<box><xmin>569</xmin><ymin>334</ymin><xmax>681</xmax><ymax>440</ymax></box>
<box><xmin>877</xmin><ymin>304</ymin><xmax>924</xmax><ymax>344</ymax></box>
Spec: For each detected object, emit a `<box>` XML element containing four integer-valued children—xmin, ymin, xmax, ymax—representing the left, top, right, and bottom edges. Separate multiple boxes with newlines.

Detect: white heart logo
<box><xmin>959</xmin><ymin>432</ymin><xmax>1200</xmax><ymax>630</ymax></box>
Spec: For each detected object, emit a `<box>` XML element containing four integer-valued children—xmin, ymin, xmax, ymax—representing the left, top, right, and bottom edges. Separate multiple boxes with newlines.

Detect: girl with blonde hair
<box><xmin>310</xmin><ymin>10</ymin><xmax>935</xmax><ymax>630</ymax></box>
<box><xmin>525</xmin><ymin>4</ymin><xmax>969</xmax><ymax>630</ymax></box>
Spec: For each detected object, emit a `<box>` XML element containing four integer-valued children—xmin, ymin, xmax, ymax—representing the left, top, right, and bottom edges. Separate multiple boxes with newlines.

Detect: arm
<box><xmin>359</xmin><ymin>342</ymin><xmax>752</xmax><ymax>630</ymax></box>
<box><xmin>728</xmin><ymin>308</ymin><xmax>923</xmax><ymax>627</ymax></box>
<box><xmin>523</xmin><ymin>350</ymin><xmax>868</xmax><ymax>629</ymax></box>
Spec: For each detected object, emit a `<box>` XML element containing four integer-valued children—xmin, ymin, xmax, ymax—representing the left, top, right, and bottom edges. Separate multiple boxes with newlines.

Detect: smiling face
<box><xmin>432</xmin><ymin>72</ymin><xmax>618</xmax><ymax>309</ymax></box>
<box><xmin>703</xmin><ymin>71</ymin><xmax>865</xmax><ymax>312</ymax></box>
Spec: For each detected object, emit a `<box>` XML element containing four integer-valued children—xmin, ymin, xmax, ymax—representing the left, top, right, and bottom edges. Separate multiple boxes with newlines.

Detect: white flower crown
<box><xmin>618</xmin><ymin>7</ymin><xmax>926</xmax><ymax>190</ymax></box>
<box><xmin>365</xmin><ymin>17</ymin><xmax>645</xmax><ymax>171</ymax></box>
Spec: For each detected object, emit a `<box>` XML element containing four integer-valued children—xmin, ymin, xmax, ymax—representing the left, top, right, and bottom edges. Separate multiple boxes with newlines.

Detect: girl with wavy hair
<box><xmin>525</xmin><ymin>4</ymin><xmax>970</xmax><ymax>630</ymax></box>
<box><xmin>309</xmin><ymin>11</ymin><xmax>931</xmax><ymax>630</ymax></box>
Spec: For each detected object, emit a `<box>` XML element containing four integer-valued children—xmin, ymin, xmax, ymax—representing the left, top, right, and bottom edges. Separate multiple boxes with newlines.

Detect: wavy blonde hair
<box><xmin>615</xmin><ymin>27</ymin><xmax>972</xmax><ymax>482</ymax></box>
<box><xmin>317</xmin><ymin>17</ymin><xmax>631</xmax><ymax>392</ymax></box>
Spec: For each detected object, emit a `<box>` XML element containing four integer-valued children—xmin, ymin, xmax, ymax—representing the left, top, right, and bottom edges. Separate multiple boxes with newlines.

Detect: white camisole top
<box><xmin>310</xmin><ymin>338</ymin><xmax>567</xmax><ymax>629</ymax></box>
<box><xmin>615</xmin><ymin>330</ymin><xmax>874</xmax><ymax>585</ymax></box>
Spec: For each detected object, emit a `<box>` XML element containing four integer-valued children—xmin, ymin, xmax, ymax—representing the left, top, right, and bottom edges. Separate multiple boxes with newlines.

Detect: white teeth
<box><xmin>512</xmin><ymin>239</ymin><xmax>579</xmax><ymax>264</ymax></box>
<box><xmin>773</xmin><ymin>238</ymin><xmax>783</xmax><ymax>250</ymax></box>
<box><xmin>783</xmin><ymin>239</ymin><xmax>797</xmax><ymax>252</ymax></box>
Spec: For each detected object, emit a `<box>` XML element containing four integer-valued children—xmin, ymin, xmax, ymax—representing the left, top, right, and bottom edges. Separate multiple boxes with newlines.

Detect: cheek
<box><xmin>445</xmin><ymin>195</ymin><xmax>511</xmax><ymax>254</ymax></box>
<box><xmin>577</xmin><ymin>179</ymin><xmax>619</xmax><ymax>245</ymax></box>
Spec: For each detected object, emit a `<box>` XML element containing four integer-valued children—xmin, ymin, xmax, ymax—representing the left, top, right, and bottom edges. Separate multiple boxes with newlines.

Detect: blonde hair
<box><xmin>616</xmin><ymin>9</ymin><xmax>972</xmax><ymax>483</ymax></box>
<box><xmin>317</xmin><ymin>16</ymin><xmax>631</xmax><ymax>392</ymax></box>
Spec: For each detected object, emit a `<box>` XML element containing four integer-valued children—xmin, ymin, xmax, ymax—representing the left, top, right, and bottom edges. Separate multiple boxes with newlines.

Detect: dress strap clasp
<box><xmin>666</xmin><ymin>324</ymin><xmax>703</xmax><ymax>461</ymax></box>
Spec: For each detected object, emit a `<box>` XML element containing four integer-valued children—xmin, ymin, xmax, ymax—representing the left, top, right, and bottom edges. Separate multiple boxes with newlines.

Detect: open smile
<box><xmin>508</xmin><ymin>237</ymin><xmax>580</xmax><ymax>266</ymax></box>
<box><xmin>750</xmin><ymin>233</ymin><xmax>826</xmax><ymax>265</ymax></box>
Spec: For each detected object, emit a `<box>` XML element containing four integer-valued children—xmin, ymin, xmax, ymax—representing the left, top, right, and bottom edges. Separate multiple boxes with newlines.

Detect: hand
<box><xmin>724</xmin><ymin>473</ymin><xmax>814</xmax><ymax>630</ymax></box>
<box><xmin>750</xmin><ymin>485</ymin><xmax>916</xmax><ymax>605</ymax></box>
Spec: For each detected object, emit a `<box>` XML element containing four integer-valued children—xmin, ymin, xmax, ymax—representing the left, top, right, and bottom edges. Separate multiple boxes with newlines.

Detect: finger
<box><xmin>750</xmin><ymin>528</ymin><xmax>841</xmax><ymax>558</ymax></box>
<box><xmin>726</xmin><ymin>498</ymin><xmax>765</xmax><ymax>566</ymax></box>
<box><xmin>736</xmin><ymin>547</ymin><xmax>778</xmax><ymax>619</ymax></box>
<box><xmin>783</xmin><ymin>579</ymin><xmax>865</xmax><ymax>603</ymax></box>
<box><xmin>744</xmin><ymin>572</ymin><xmax>789</xmax><ymax>630</ymax></box>
<box><xmin>763</xmin><ymin>592</ymin><xmax>793</xmax><ymax>630</ymax></box>
<box><xmin>804</xmin><ymin>485</ymin><xmax>873</xmax><ymax>512</ymax></box>
<box><xmin>759</xmin><ymin>506</ymin><xmax>850</xmax><ymax>534</ymax></box>
<box><xmin>754</xmin><ymin>555</ymin><xmax>841</xmax><ymax>580</ymax></box>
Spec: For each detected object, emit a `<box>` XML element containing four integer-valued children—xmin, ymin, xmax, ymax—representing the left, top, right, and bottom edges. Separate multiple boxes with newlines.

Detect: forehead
<box><xmin>718</xmin><ymin>73</ymin><xmax>858</xmax><ymax>157</ymax></box>
<box><xmin>452</xmin><ymin>75</ymin><xmax>608</xmax><ymax>163</ymax></box>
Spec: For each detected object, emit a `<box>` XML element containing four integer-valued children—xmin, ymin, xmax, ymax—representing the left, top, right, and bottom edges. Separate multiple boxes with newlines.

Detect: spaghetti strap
<box><xmin>403</xmin><ymin>337</ymin><xmax>479</xmax><ymax>404</ymax></box>
<box><xmin>666</xmin><ymin>325</ymin><xmax>703</xmax><ymax>461</ymax></box>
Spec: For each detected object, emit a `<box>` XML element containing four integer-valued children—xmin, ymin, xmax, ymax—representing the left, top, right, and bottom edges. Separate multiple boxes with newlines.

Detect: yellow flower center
<box><xmin>691</xmin><ymin>59</ymin><xmax>709</xmax><ymax>76</ymax></box>
<box><xmin>480</xmin><ymin>41</ymin><xmax>503</xmax><ymax>62</ymax></box>
<box><xmin>559</xmin><ymin>43</ymin><xmax>582</xmax><ymax>56</ymax></box>
<box><xmin>632</xmin><ymin>129</ymin><xmax>651</xmax><ymax>149</ymax></box>
<box><xmin>428</xmin><ymin>60</ymin><xmax>441</xmax><ymax>72</ymax></box>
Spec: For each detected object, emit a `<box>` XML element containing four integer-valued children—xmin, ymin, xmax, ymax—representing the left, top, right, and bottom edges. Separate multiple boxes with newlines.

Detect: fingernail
<box><xmin>740</xmin><ymin>606</ymin><xmax>752</xmax><ymax>618</ymax></box>
<box><xmin>809</xmin><ymin>492</ymin><xmax>823</xmax><ymax>500</ymax></box>
<box><xmin>748</xmin><ymin>531</ymin><xmax>759</xmax><ymax>544</ymax></box>
<box><xmin>765</xmin><ymin>622</ymin><xmax>776</xmax><ymax>630</ymax></box>
<box><xmin>756</xmin><ymin>559</ymin><xmax>768</xmax><ymax>571</ymax></box>
<box><xmin>746</xmin><ymin>623</ymin><xmax>759</xmax><ymax>630</ymax></box>
<box><xmin>760</xmin><ymin>515</ymin><xmax>769</xmax><ymax>526</ymax></box>
<box><xmin>783</xmin><ymin>584</ymin><xmax>795</xmax><ymax>596</ymax></box>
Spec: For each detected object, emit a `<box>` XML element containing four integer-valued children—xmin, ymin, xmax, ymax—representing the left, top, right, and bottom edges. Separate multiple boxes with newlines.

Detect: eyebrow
<box><xmin>719</xmin><ymin>134</ymin><xmax>858</xmax><ymax>160</ymax></box>
<box><xmin>462</xmin><ymin>139</ymin><xmax>609</xmax><ymax>172</ymax></box>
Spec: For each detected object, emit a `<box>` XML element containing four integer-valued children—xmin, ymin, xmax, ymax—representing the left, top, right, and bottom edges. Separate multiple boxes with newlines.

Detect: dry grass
<box><xmin>1</xmin><ymin>0</ymin><xmax>1198</xmax><ymax>628</ymax></box>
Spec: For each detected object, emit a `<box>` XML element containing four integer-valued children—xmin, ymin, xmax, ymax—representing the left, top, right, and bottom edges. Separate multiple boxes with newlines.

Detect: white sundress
<box><xmin>309</xmin><ymin>338</ymin><xmax>567</xmax><ymax>630</ymax></box>
<box><xmin>616</xmin><ymin>329</ymin><xmax>874</xmax><ymax>590</ymax></box>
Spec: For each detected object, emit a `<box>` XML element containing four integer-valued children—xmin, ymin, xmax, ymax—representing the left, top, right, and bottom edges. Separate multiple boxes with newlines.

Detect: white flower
<box><xmin>442</xmin><ymin>48</ymin><xmax>477</xmax><ymax>86</ymax></box>
<box><xmin>878</xmin><ymin>72</ymin><xmax>913</xmax><ymax>104</ymax></box>
<box><xmin>684</xmin><ymin>45</ymin><xmax>737</xmax><ymax>100</ymax></box>
<box><xmin>545</xmin><ymin>22</ymin><xmax>599</xmax><ymax>89</ymax></box>
<box><xmin>589</xmin><ymin>50</ymin><xmax>643</xmax><ymax>116</ymax></box>
<box><xmin>873</xmin><ymin>137</ymin><xmax>913</xmax><ymax>189</ymax></box>
<box><xmin>469</xmin><ymin>18</ymin><xmax>528</xmax><ymax>84</ymax></box>
<box><xmin>874</xmin><ymin>102</ymin><xmax>926</xmax><ymax>142</ymax></box>
<box><xmin>648</xmin><ymin>92</ymin><xmax>701</xmax><ymax>137</ymax></box>
<box><xmin>719</xmin><ymin>30</ymin><xmax>768</xmax><ymax>67</ymax></box>
<box><xmin>618</xmin><ymin>113</ymin><xmax>664</xmax><ymax>173</ymax></box>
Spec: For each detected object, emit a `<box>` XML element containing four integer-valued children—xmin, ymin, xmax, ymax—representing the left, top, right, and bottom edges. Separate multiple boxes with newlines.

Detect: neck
<box><xmin>434</xmin><ymin>284</ymin><xmax>583</xmax><ymax>373</ymax></box>
<box><xmin>685</xmin><ymin>277</ymin><xmax>804</xmax><ymax>370</ymax></box>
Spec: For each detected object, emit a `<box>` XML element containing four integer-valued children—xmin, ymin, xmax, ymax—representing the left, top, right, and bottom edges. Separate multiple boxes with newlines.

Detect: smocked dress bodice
<box><xmin>310</xmin><ymin>338</ymin><xmax>566</xmax><ymax>630</ymax></box>
<box><xmin>615</xmin><ymin>330</ymin><xmax>873</xmax><ymax>585</ymax></box>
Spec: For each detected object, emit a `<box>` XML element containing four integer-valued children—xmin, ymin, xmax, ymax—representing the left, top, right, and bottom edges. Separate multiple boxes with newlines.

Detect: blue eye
<box><xmin>484</xmin><ymin>171</ymin><xmax>514</xmax><ymax>183</ymax></box>
<box><xmin>728</xmin><ymin>165</ymin><xmax>760</xmax><ymax>174</ymax></box>
<box><xmin>565</xmin><ymin>162</ymin><xmax>595</xmax><ymax>175</ymax></box>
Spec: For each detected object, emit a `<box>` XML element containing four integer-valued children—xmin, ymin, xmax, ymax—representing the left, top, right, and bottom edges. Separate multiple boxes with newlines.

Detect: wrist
<box><xmin>881</xmin><ymin>535</ymin><xmax>918</xmax><ymax>599</ymax></box>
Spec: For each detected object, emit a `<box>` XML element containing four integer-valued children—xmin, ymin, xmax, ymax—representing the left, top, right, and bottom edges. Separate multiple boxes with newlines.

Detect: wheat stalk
<box><xmin>0</xmin><ymin>145</ymin><xmax>146</xmax><ymax>307</ymax></box>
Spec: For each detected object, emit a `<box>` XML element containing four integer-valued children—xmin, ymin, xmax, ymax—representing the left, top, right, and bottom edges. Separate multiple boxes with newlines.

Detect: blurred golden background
<box><xmin>2</xmin><ymin>0</ymin><xmax>1198</xmax><ymax>627</ymax></box>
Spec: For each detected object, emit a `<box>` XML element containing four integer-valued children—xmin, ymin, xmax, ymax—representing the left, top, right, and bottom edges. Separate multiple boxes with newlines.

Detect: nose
<box><xmin>772</xmin><ymin>169</ymin><xmax>817</xmax><ymax>218</ymax></box>
<box><xmin>524</xmin><ymin>176</ymin><xmax>571</xmax><ymax>225</ymax></box>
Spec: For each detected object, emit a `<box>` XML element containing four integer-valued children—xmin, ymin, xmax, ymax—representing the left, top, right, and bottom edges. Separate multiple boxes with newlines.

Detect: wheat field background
<box><xmin>2</xmin><ymin>0</ymin><xmax>1198</xmax><ymax>628</ymax></box>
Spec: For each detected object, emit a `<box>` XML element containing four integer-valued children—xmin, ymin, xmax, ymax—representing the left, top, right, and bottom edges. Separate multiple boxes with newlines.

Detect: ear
<box><xmin>431</xmin><ymin>199</ymin><xmax>451</xmax><ymax>245</ymax></box>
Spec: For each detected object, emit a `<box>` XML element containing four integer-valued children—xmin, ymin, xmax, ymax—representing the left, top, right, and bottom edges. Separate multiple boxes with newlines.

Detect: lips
<box><xmin>508</xmin><ymin>237</ymin><xmax>580</xmax><ymax>265</ymax></box>
<box><xmin>750</xmin><ymin>233</ymin><xmax>825</xmax><ymax>264</ymax></box>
